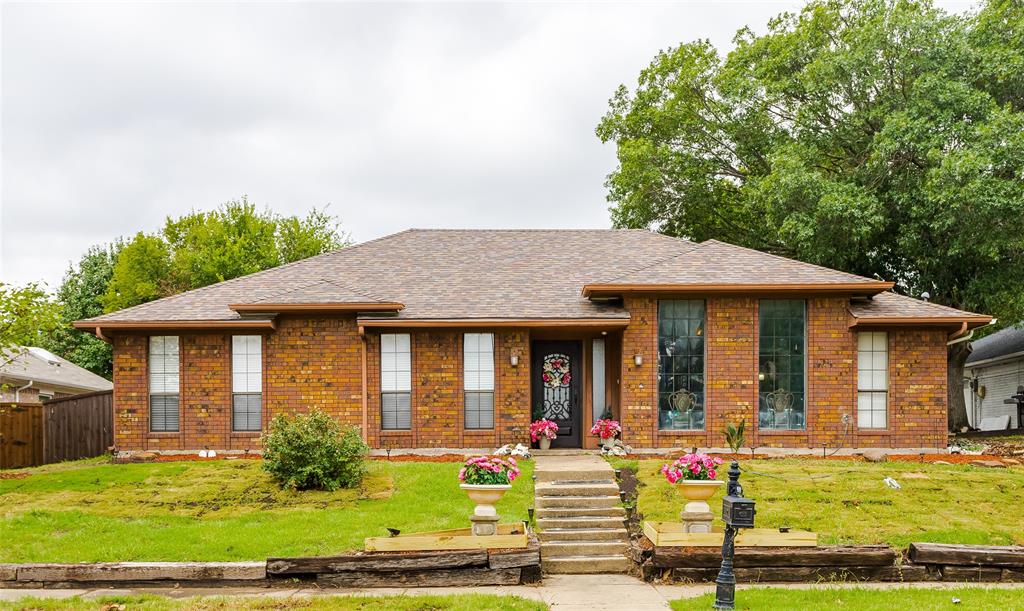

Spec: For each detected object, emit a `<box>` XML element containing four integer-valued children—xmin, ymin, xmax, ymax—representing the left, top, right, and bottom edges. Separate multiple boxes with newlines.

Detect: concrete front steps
<box><xmin>533</xmin><ymin>454</ymin><xmax>631</xmax><ymax>574</ymax></box>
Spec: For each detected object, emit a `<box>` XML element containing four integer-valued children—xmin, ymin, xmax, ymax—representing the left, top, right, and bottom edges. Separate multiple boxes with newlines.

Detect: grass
<box><xmin>0</xmin><ymin>458</ymin><xmax>533</xmax><ymax>562</ymax></box>
<box><xmin>0</xmin><ymin>594</ymin><xmax>547</xmax><ymax>611</ymax></box>
<box><xmin>676</xmin><ymin>586</ymin><xmax>1024</xmax><ymax>610</ymax></box>
<box><xmin>610</xmin><ymin>457</ymin><xmax>1024</xmax><ymax>548</ymax></box>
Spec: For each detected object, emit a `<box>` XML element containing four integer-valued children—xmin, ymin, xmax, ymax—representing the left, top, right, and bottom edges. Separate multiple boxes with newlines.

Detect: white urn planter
<box><xmin>600</xmin><ymin>436</ymin><xmax>616</xmax><ymax>449</ymax></box>
<box><xmin>461</xmin><ymin>483</ymin><xmax>512</xmax><ymax>536</ymax></box>
<box><xmin>676</xmin><ymin>479</ymin><xmax>725</xmax><ymax>513</ymax></box>
<box><xmin>677</xmin><ymin>479</ymin><xmax>725</xmax><ymax>534</ymax></box>
<box><xmin>538</xmin><ymin>437</ymin><xmax>552</xmax><ymax>451</ymax></box>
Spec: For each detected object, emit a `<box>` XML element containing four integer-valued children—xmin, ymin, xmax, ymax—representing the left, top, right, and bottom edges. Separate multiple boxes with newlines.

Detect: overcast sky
<box><xmin>1</xmin><ymin>0</ymin><xmax>976</xmax><ymax>289</ymax></box>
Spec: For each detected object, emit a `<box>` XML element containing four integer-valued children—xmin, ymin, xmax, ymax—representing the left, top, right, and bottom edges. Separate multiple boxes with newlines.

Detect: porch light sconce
<box><xmin>634</xmin><ymin>354</ymin><xmax>643</xmax><ymax>366</ymax></box>
<box><xmin>510</xmin><ymin>354</ymin><xmax>520</xmax><ymax>367</ymax></box>
<box><xmin>758</xmin><ymin>372</ymin><xmax>766</xmax><ymax>381</ymax></box>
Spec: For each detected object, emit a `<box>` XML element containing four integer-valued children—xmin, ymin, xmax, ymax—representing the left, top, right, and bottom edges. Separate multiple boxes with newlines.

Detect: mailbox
<box><xmin>721</xmin><ymin>494</ymin><xmax>756</xmax><ymax>528</ymax></box>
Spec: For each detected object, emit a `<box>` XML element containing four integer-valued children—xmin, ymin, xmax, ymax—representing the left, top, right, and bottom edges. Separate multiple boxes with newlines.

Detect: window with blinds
<box><xmin>232</xmin><ymin>335</ymin><xmax>263</xmax><ymax>432</ymax></box>
<box><xmin>464</xmin><ymin>333</ymin><xmax>495</xmax><ymax>429</ymax></box>
<box><xmin>857</xmin><ymin>331</ymin><xmax>888</xmax><ymax>429</ymax></box>
<box><xmin>149</xmin><ymin>336</ymin><xmax>180</xmax><ymax>432</ymax></box>
<box><xmin>380</xmin><ymin>333</ymin><xmax>412</xmax><ymax>430</ymax></box>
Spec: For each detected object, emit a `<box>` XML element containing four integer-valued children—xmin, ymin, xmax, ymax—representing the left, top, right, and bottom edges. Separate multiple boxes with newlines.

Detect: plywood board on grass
<box><xmin>643</xmin><ymin>522</ymin><xmax>817</xmax><ymax>547</ymax></box>
<box><xmin>364</xmin><ymin>522</ymin><xmax>528</xmax><ymax>552</ymax></box>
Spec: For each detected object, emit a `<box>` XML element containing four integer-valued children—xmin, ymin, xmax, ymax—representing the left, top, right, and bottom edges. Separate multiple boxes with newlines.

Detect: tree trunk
<box><xmin>947</xmin><ymin>340</ymin><xmax>972</xmax><ymax>432</ymax></box>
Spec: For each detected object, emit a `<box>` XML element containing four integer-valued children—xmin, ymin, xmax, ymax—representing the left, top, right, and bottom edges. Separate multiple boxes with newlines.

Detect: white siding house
<box><xmin>964</xmin><ymin>324</ymin><xmax>1024</xmax><ymax>429</ymax></box>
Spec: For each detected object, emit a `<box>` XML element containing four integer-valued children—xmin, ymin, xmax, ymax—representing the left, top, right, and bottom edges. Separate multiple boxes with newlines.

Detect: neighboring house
<box><xmin>73</xmin><ymin>229</ymin><xmax>989</xmax><ymax>453</ymax></box>
<box><xmin>963</xmin><ymin>323</ymin><xmax>1024</xmax><ymax>430</ymax></box>
<box><xmin>1</xmin><ymin>346</ymin><xmax>113</xmax><ymax>402</ymax></box>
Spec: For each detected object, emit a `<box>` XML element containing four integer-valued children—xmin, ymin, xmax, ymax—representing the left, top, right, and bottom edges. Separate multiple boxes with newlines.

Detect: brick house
<box><xmin>74</xmin><ymin>229</ymin><xmax>990</xmax><ymax>453</ymax></box>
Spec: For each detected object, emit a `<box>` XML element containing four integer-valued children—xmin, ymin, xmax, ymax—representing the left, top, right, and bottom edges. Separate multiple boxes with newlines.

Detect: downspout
<box><xmin>946</xmin><ymin>322</ymin><xmax>972</xmax><ymax>345</ymax></box>
<box><xmin>947</xmin><ymin>318</ymin><xmax>998</xmax><ymax>346</ymax></box>
<box><xmin>14</xmin><ymin>380</ymin><xmax>33</xmax><ymax>402</ymax></box>
<box><xmin>359</xmin><ymin>325</ymin><xmax>368</xmax><ymax>444</ymax></box>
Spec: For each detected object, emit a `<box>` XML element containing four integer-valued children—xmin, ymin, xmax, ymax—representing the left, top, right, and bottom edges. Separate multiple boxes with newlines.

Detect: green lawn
<box><xmin>0</xmin><ymin>594</ymin><xmax>546</xmax><ymax>611</ymax></box>
<box><xmin>611</xmin><ymin>457</ymin><xmax>1024</xmax><ymax>548</ymax></box>
<box><xmin>0</xmin><ymin>458</ymin><xmax>533</xmax><ymax>562</ymax></box>
<box><xmin>676</xmin><ymin>586</ymin><xmax>1024</xmax><ymax>610</ymax></box>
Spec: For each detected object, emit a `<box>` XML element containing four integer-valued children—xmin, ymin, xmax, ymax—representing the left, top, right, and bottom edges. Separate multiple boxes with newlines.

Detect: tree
<box><xmin>597</xmin><ymin>0</ymin><xmax>1024</xmax><ymax>431</ymax></box>
<box><xmin>0</xmin><ymin>283</ymin><xmax>61</xmax><ymax>367</ymax></box>
<box><xmin>102</xmin><ymin>199</ymin><xmax>349</xmax><ymax>313</ymax></box>
<box><xmin>102</xmin><ymin>233</ymin><xmax>174</xmax><ymax>313</ymax></box>
<box><xmin>43</xmin><ymin>243</ymin><xmax>121</xmax><ymax>378</ymax></box>
<box><xmin>277</xmin><ymin>206</ymin><xmax>349</xmax><ymax>264</ymax></box>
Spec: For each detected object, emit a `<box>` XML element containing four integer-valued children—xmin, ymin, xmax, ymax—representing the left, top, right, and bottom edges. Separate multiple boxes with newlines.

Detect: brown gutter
<box><xmin>356</xmin><ymin>317</ymin><xmax>631</xmax><ymax>329</ymax></box>
<box><xmin>581</xmin><ymin>281</ymin><xmax>895</xmax><ymax>297</ymax></box>
<box><xmin>359</xmin><ymin>324</ymin><xmax>368</xmax><ymax>444</ymax></box>
<box><xmin>73</xmin><ymin>319</ymin><xmax>277</xmax><ymax>335</ymax></box>
<box><xmin>848</xmin><ymin>315</ymin><xmax>993</xmax><ymax>329</ymax></box>
<box><xmin>229</xmin><ymin>302</ymin><xmax>404</xmax><ymax>314</ymax></box>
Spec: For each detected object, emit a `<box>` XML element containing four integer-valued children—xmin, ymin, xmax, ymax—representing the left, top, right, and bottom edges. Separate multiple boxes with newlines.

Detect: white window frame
<box><xmin>231</xmin><ymin>335</ymin><xmax>263</xmax><ymax>432</ymax></box>
<box><xmin>380</xmin><ymin>333</ymin><xmax>412</xmax><ymax>430</ymax></box>
<box><xmin>148</xmin><ymin>336</ymin><xmax>180</xmax><ymax>432</ymax></box>
<box><xmin>857</xmin><ymin>331</ymin><xmax>888</xmax><ymax>429</ymax></box>
<box><xmin>463</xmin><ymin>333</ymin><xmax>495</xmax><ymax>430</ymax></box>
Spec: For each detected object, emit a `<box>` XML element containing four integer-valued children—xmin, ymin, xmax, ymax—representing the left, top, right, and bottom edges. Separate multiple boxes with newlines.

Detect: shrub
<box><xmin>261</xmin><ymin>409</ymin><xmax>368</xmax><ymax>491</ymax></box>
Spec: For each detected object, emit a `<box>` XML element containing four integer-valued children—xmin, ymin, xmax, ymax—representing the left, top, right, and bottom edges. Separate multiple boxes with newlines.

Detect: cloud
<box><xmin>0</xmin><ymin>1</ymin><xmax>973</xmax><ymax>288</ymax></box>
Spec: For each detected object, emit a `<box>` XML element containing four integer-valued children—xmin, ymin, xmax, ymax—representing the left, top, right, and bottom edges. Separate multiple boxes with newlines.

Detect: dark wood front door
<box><xmin>531</xmin><ymin>340</ymin><xmax>583</xmax><ymax>448</ymax></box>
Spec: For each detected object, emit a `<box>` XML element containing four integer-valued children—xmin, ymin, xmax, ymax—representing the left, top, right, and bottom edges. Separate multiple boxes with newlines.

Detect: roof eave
<box><xmin>848</xmin><ymin>315</ymin><xmax>993</xmax><ymax>330</ymax></box>
<box><xmin>72</xmin><ymin>319</ymin><xmax>278</xmax><ymax>337</ymax></box>
<box><xmin>582</xmin><ymin>281</ymin><xmax>895</xmax><ymax>298</ymax></box>
<box><xmin>357</xmin><ymin>317</ymin><xmax>631</xmax><ymax>329</ymax></box>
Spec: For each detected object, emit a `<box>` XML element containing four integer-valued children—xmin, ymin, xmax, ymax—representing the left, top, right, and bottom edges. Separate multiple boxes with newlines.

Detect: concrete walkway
<box><xmin>4</xmin><ymin>577</ymin><xmax>1024</xmax><ymax>610</ymax></box>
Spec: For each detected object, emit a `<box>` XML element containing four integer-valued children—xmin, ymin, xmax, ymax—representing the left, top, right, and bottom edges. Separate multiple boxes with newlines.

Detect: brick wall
<box><xmin>112</xmin><ymin>335</ymin><xmax>148</xmax><ymax>450</ymax></box>
<box><xmin>620</xmin><ymin>297</ymin><xmax>657</xmax><ymax>447</ymax></box>
<box><xmin>370</xmin><ymin>328</ymin><xmax>531</xmax><ymax>450</ymax></box>
<box><xmin>108</xmin><ymin>306</ymin><xmax>949</xmax><ymax>452</ymax></box>
<box><xmin>616</xmin><ymin>297</ymin><xmax>948</xmax><ymax>451</ymax></box>
<box><xmin>886</xmin><ymin>329</ymin><xmax>948</xmax><ymax>448</ymax></box>
<box><xmin>264</xmin><ymin>316</ymin><xmax>363</xmax><ymax>427</ymax></box>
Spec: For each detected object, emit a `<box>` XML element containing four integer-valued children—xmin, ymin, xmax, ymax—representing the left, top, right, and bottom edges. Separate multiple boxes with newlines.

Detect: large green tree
<box><xmin>597</xmin><ymin>0</ymin><xmax>1024</xmax><ymax>431</ymax></box>
<box><xmin>43</xmin><ymin>244</ymin><xmax>121</xmax><ymax>377</ymax></box>
<box><xmin>103</xmin><ymin>199</ymin><xmax>349</xmax><ymax>311</ymax></box>
<box><xmin>42</xmin><ymin>199</ymin><xmax>348</xmax><ymax>378</ymax></box>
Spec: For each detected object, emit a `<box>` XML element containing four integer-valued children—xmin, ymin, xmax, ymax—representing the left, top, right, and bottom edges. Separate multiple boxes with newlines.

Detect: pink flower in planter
<box><xmin>661</xmin><ymin>452</ymin><xmax>724</xmax><ymax>483</ymax></box>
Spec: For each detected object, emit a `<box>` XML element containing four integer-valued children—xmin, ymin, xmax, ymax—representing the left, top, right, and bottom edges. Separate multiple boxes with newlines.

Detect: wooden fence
<box><xmin>0</xmin><ymin>390</ymin><xmax>113</xmax><ymax>469</ymax></box>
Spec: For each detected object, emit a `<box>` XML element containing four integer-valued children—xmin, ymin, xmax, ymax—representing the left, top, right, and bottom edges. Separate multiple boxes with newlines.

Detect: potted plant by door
<box><xmin>530</xmin><ymin>419</ymin><xmax>559</xmax><ymax>450</ymax></box>
<box><xmin>590</xmin><ymin>419</ymin><xmax>622</xmax><ymax>449</ymax></box>
<box><xmin>459</xmin><ymin>455</ymin><xmax>521</xmax><ymax>535</ymax></box>
<box><xmin>662</xmin><ymin>452</ymin><xmax>725</xmax><ymax>515</ymax></box>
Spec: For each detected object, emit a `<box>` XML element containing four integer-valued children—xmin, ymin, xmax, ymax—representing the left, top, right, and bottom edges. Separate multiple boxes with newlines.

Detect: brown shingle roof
<box><xmin>849</xmin><ymin>292</ymin><xmax>991</xmax><ymax>327</ymax></box>
<box><xmin>79</xmin><ymin>229</ymin><xmax>691</xmax><ymax>324</ymax></box>
<box><xmin>75</xmin><ymin>229</ymin><xmax>988</xmax><ymax>328</ymax></box>
<box><xmin>583</xmin><ymin>240</ymin><xmax>891</xmax><ymax>294</ymax></box>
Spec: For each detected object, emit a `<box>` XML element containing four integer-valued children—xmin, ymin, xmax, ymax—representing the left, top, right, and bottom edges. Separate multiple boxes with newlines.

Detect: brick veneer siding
<box><xmin>109</xmin><ymin>307</ymin><xmax>948</xmax><ymax>452</ymax></box>
<box><xmin>615</xmin><ymin>297</ymin><xmax>948</xmax><ymax>450</ymax></box>
<box><xmin>369</xmin><ymin>328</ymin><xmax>531</xmax><ymax>449</ymax></box>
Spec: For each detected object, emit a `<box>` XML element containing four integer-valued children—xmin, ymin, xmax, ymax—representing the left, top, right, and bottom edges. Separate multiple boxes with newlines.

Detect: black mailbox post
<box><xmin>714</xmin><ymin>460</ymin><xmax>756</xmax><ymax>610</ymax></box>
<box><xmin>722</xmin><ymin>495</ymin><xmax>756</xmax><ymax>529</ymax></box>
